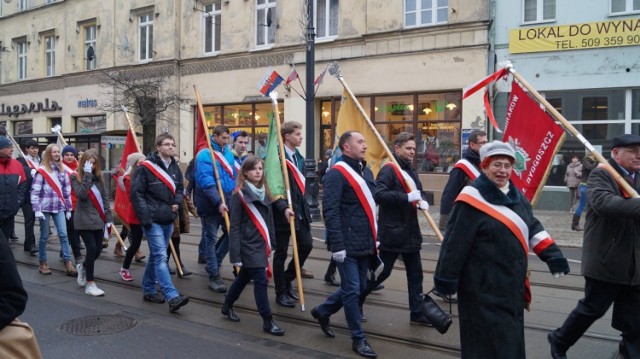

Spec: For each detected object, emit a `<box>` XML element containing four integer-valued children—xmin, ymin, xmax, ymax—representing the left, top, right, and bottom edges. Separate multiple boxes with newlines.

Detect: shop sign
<box><xmin>0</xmin><ymin>98</ymin><xmax>63</xmax><ymax>118</ymax></box>
<box><xmin>509</xmin><ymin>18</ymin><xmax>640</xmax><ymax>54</ymax></box>
<box><xmin>78</xmin><ymin>99</ymin><xmax>98</xmax><ymax>108</ymax></box>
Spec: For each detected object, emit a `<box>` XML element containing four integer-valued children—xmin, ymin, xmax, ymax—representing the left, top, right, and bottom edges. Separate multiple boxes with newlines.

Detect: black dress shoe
<box><xmin>198</xmin><ymin>255</ymin><xmax>206</xmax><ymax>264</ymax></box>
<box><xmin>168</xmin><ymin>295</ymin><xmax>189</xmax><ymax>312</ymax></box>
<box><xmin>178</xmin><ymin>267</ymin><xmax>192</xmax><ymax>278</ymax></box>
<box><xmin>276</xmin><ymin>294</ymin><xmax>295</xmax><ymax>308</ymax></box>
<box><xmin>352</xmin><ymin>339</ymin><xmax>377</xmax><ymax>358</ymax></box>
<box><xmin>263</xmin><ymin>318</ymin><xmax>285</xmax><ymax>336</ymax></box>
<box><xmin>410</xmin><ymin>315</ymin><xmax>434</xmax><ymax>327</ymax></box>
<box><xmin>168</xmin><ymin>267</ymin><xmax>176</xmax><ymax>275</ymax></box>
<box><xmin>143</xmin><ymin>293</ymin><xmax>166</xmax><ymax>304</ymax></box>
<box><xmin>548</xmin><ymin>331</ymin><xmax>568</xmax><ymax>359</ymax></box>
<box><xmin>10</xmin><ymin>233</ymin><xmax>19</xmax><ymax>241</ymax></box>
<box><xmin>221</xmin><ymin>302</ymin><xmax>240</xmax><ymax>322</ymax></box>
<box><xmin>324</xmin><ymin>274</ymin><xmax>340</xmax><ymax>286</ymax></box>
<box><xmin>286</xmin><ymin>286</ymin><xmax>299</xmax><ymax>301</ymax></box>
<box><xmin>311</xmin><ymin>307</ymin><xmax>335</xmax><ymax>338</ymax></box>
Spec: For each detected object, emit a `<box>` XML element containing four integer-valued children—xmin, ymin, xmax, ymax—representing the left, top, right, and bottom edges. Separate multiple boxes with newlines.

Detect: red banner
<box><xmin>194</xmin><ymin>109</ymin><xmax>209</xmax><ymax>156</ymax></box>
<box><xmin>114</xmin><ymin>128</ymin><xmax>139</xmax><ymax>223</ymax></box>
<box><xmin>504</xmin><ymin>80</ymin><xmax>565</xmax><ymax>204</ymax></box>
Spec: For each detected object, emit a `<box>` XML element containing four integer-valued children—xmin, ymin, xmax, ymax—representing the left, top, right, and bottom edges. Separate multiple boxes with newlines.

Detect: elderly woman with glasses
<box><xmin>434</xmin><ymin>141</ymin><xmax>570</xmax><ymax>359</ymax></box>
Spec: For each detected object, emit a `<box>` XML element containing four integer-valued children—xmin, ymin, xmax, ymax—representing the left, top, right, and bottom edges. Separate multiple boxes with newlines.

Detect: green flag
<box><xmin>265</xmin><ymin>113</ymin><xmax>285</xmax><ymax>199</ymax></box>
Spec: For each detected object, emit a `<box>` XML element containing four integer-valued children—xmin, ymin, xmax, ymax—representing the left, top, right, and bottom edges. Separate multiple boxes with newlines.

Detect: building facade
<box><xmin>0</xmin><ymin>0</ymin><xmax>492</xmax><ymax>202</ymax></box>
<box><xmin>491</xmin><ymin>0</ymin><xmax>640</xmax><ymax>208</ymax></box>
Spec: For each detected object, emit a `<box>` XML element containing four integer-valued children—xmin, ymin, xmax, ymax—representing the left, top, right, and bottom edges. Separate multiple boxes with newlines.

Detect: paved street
<box><xmin>9</xmin><ymin>206</ymin><xmax>622</xmax><ymax>359</ymax></box>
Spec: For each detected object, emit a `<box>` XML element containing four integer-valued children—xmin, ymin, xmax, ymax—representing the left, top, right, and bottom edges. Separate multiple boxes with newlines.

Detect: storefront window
<box><xmin>13</xmin><ymin>120</ymin><xmax>32</xmax><ymax>135</ymax></box>
<box><xmin>75</xmin><ymin>115</ymin><xmax>106</xmax><ymax>133</ymax></box>
<box><xmin>374</xmin><ymin>95</ymin><xmax>414</xmax><ymax>122</ymax></box>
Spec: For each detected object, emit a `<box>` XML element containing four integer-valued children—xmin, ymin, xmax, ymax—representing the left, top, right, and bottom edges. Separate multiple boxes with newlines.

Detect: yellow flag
<box><xmin>334</xmin><ymin>89</ymin><xmax>388</xmax><ymax>177</ymax></box>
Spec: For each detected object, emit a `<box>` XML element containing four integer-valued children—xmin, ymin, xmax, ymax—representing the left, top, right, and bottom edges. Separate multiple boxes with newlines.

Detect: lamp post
<box><xmin>304</xmin><ymin>1</ymin><xmax>321</xmax><ymax>221</ymax></box>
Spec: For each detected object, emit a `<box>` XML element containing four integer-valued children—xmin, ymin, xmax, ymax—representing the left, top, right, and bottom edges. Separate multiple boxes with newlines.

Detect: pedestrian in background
<box><xmin>61</xmin><ymin>145</ymin><xmax>82</xmax><ymax>263</ymax></box>
<box><xmin>71</xmin><ymin>149</ymin><xmax>113</xmax><ymax>296</ymax></box>
<box><xmin>18</xmin><ymin>140</ymin><xmax>40</xmax><ymax>256</ymax></box>
<box><xmin>31</xmin><ymin>144</ymin><xmax>77</xmax><ymax>277</ymax></box>
<box><xmin>564</xmin><ymin>155</ymin><xmax>582</xmax><ymax>212</ymax></box>
<box><xmin>221</xmin><ymin>157</ymin><xmax>284</xmax><ymax>336</ymax></box>
<box><xmin>572</xmin><ymin>152</ymin><xmax>597</xmax><ymax>231</ymax></box>
<box><xmin>118</xmin><ymin>153</ymin><xmax>146</xmax><ymax>282</ymax></box>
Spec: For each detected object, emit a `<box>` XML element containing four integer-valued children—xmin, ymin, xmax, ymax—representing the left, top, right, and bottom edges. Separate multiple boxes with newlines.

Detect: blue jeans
<box><xmin>142</xmin><ymin>223</ymin><xmax>179</xmax><ymax>301</ymax></box>
<box><xmin>574</xmin><ymin>184</ymin><xmax>588</xmax><ymax>217</ymax></box>
<box><xmin>202</xmin><ymin>215</ymin><xmax>228</xmax><ymax>278</ymax></box>
<box><xmin>314</xmin><ymin>255</ymin><xmax>369</xmax><ymax>342</ymax></box>
<box><xmin>38</xmin><ymin>212</ymin><xmax>71</xmax><ymax>262</ymax></box>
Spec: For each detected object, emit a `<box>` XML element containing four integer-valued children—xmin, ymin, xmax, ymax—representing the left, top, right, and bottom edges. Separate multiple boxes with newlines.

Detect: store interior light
<box><xmin>322</xmin><ymin>111</ymin><xmax>330</xmax><ymax>117</ymax></box>
<box><xmin>407</xmin><ymin>104</ymin><xmax>414</xmax><ymax>111</ymax></box>
<box><xmin>446</xmin><ymin>103</ymin><xmax>457</xmax><ymax>110</ymax></box>
<box><xmin>423</xmin><ymin>108</ymin><xmax>432</xmax><ymax>114</ymax></box>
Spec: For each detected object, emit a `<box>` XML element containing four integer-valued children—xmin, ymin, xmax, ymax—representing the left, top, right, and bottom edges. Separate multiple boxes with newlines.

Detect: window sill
<box><xmin>608</xmin><ymin>10</ymin><xmax>640</xmax><ymax>17</ymax></box>
<box><xmin>404</xmin><ymin>21</ymin><xmax>449</xmax><ymax>29</ymax></box>
<box><xmin>521</xmin><ymin>19</ymin><xmax>556</xmax><ymax>26</ymax></box>
<box><xmin>202</xmin><ymin>51</ymin><xmax>221</xmax><ymax>57</ymax></box>
<box><xmin>251</xmin><ymin>44</ymin><xmax>275</xmax><ymax>52</ymax></box>
<box><xmin>316</xmin><ymin>36</ymin><xmax>337</xmax><ymax>44</ymax></box>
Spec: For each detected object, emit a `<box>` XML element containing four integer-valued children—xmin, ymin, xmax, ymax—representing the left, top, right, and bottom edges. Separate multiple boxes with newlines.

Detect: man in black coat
<box><xmin>549</xmin><ymin>134</ymin><xmax>640</xmax><ymax>359</ymax></box>
<box><xmin>130</xmin><ymin>134</ymin><xmax>189</xmax><ymax>313</ymax></box>
<box><xmin>311</xmin><ymin>131</ymin><xmax>378</xmax><ymax>359</ymax></box>
<box><xmin>17</xmin><ymin>139</ymin><xmax>40</xmax><ymax>255</ymax></box>
<box><xmin>359</xmin><ymin>132</ymin><xmax>431</xmax><ymax>326</ymax></box>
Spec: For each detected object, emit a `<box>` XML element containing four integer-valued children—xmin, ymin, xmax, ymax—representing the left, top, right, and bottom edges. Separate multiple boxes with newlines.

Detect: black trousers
<box><xmin>21</xmin><ymin>201</ymin><xmax>36</xmax><ymax>251</ymax></box>
<box><xmin>66</xmin><ymin>213</ymin><xmax>82</xmax><ymax>259</ymax></box>
<box><xmin>273</xmin><ymin>224</ymin><xmax>313</xmax><ymax>295</ymax></box>
<box><xmin>122</xmin><ymin>224</ymin><xmax>143</xmax><ymax>269</ymax></box>
<box><xmin>79</xmin><ymin>230</ymin><xmax>104</xmax><ymax>282</ymax></box>
<box><xmin>0</xmin><ymin>217</ymin><xmax>14</xmax><ymax>243</ymax></box>
<box><xmin>555</xmin><ymin>277</ymin><xmax>640</xmax><ymax>356</ymax></box>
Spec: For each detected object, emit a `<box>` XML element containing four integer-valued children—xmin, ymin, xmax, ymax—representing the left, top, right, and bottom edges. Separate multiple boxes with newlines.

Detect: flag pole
<box><xmin>193</xmin><ymin>86</ymin><xmax>237</xmax><ymax>274</ymax></box>
<box><xmin>121</xmin><ymin>106</ymin><xmax>184</xmax><ymax>274</ymax></box>
<box><xmin>507</xmin><ymin>65</ymin><xmax>639</xmax><ymax>198</ymax></box>
<box><xmin>328</xmin><ymin>63</ymin><xmax>444</xmax><ymax>241</ymax></box>
<box><xmin>268</xmin><ymin>91</ymin><xmax>306</xmax><ymax>312</ymax></box>
<box><xmin>7</xmin><ymin>132</ymin><xmax>28</xmax><ymax>159</ymax></box>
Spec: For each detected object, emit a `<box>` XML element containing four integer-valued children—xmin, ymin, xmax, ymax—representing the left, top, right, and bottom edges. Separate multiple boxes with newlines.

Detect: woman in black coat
<box><xmin>220</xmin><ymin>157</ymin><xmax>285</xmax><ymax>336</ymax></box>
<box><xmin>434</xmin><ymin>141</ymin><xmax>570</xmax><ymax>359</ymax></box>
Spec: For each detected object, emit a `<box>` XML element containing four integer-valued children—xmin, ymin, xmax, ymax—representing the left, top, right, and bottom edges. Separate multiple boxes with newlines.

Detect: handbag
<box><xmin>421</xmin><ymin>289</ymin><xmax>453</xmax><ymax>334</ymax></box>
<box><xmin>0</xmin><ymin>319</ymin><xmax>43</xmax><ymax>359</ymax></box>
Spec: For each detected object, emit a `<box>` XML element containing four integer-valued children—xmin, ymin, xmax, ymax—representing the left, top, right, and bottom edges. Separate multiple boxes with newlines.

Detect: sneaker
<box><xmin>168</xmin><ymin>295</ymin><xmax>189</xmax><ymax>312</ymax></box>
<box><xmin>85</xmin><ymin>283</ymin><xmax>105</xmax><ymax>296</ymax></box>
<box><xmin>119</xmin><ymin>268</ymin><xmax>134</xmax><ymax>282</ymax></box>
<box><xmin>76</xmin><ymin>263</ymin><xmax>86</xmax><ymax>287</ymax></box>
<box><xmin>208</xmin><ymin>277</ymin><xmax>227</xmax><ymax>293</ymax></box>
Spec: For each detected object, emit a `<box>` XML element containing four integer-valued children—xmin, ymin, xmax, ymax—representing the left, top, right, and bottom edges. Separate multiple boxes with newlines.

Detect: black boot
<box><xmin>221</xmin><ymin>299</ymin><xmax>240</xmax><ymax>322</ymax></box>
<box><xmin>571</xmin><ymin>215</ymin><xmax>583</xmax><ymax>231</ymax></box>
<box><xmin>262</xmin><ymin>316</ymin><xmax>284</xmax><ymax>336</ymax></box>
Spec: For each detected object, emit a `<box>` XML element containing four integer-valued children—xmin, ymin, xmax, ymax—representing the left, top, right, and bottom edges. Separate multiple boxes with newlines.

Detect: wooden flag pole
<box><xmin>121</xmin><ymin>106</ymin><xmax>183</xmax><ymax>275</ymax></box>
<box><xmin>329</xmin><ymin>63</ymin><xmax>444</xmax><ymax>241</ymax></box>
<box><xmin>507</xmin><ymin>66</ymin><xmax>639</xmax><ymax>198</ymax></box>
<box><xmin>268</xmin><ymin>91</ymin><xmax>305</xmax><ymax>312</ymax></box>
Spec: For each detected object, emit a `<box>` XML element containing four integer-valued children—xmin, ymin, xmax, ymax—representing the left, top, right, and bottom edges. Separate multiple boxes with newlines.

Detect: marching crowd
<box><xmin>1</xmin><ymin>124</ymin><xmax>639</xmax><ymax>359</ymax></box>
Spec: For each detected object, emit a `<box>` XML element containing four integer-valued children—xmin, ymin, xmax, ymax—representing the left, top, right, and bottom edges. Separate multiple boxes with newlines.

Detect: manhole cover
<box><xmin>60</xmin><ymin>315</ymin><xmax>136</xmax><ymax>336</ymax></box>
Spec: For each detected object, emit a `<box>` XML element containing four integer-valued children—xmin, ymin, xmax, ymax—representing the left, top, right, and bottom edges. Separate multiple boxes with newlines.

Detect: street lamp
<box><xmin>304</xmin><ymin>1</ymin><xmax>321</xmax><ymax>221</ymax></box>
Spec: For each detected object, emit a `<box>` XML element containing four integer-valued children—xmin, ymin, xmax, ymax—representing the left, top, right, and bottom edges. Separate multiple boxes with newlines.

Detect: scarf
<box><xmin>245</xmin><ymin>181</ymin><xmax>265</xmax><ymax>201</ymax></box>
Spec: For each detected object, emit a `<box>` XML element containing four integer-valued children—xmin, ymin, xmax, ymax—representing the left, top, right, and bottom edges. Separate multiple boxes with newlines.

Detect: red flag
<box><xmin>314</xmin><ymin>66</ymin><xmax>327</xmax><ymax>86</ymax></box>
<box><xmin>285</xmin><ymin>67</ymin><xmax>298</xmax><ymax>85</ymax></box>
<box><xmin>195</xmin><ymin>109</ymin><xmax>209</xmax><ymax>155</ymax></box>
<box><xmin>504</xmin><ymin>80</ymin><xmax>565</xmax><ymax>204</ymax></box>
<box><xmin>114</xmin><ymin>128</ymin><xmax>139</xmax><ymax>222</ymax></box>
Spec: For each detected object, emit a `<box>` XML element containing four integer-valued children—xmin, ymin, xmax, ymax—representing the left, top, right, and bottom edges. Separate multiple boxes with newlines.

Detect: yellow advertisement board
<box><xmin>509</xmin><ymin>18</ymin><xmax>640</xmax><ymax>54</ymax></box>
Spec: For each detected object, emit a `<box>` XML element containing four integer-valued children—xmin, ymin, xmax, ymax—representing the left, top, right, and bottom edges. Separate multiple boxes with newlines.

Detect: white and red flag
<box><xmin>257</xmin><ymin>67</ymin><xmax>284</xmax><ymax>96</ymax></box>
<box><xmin>462</xmin><ymin>67</ymin><xmax>509</xmax><ymax>133</ymax></box>
<box><xmin>503</xmin><ymin>80</ymin><xmax>565</xmax><ymax>204</ymax></box>
<box><xmin>285</xmin><ymin>67</ymin><xmax>299</xmax><ymax>85</ymax></box>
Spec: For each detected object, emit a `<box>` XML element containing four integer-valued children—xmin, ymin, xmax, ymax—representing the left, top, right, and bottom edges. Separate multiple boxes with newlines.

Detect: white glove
<box><xmin>35</xmin><ymin>211</ymin><xmax>45</xmax><ymax>220</ymax></box>
<box><xmin>83</xmin><ymin>161</ymin><xmax>93</xmax><ymax>173</ymax></box>
<box><xmin>106</xmin><ymin>222</ymin><xmax>112</xmax><ymax>229</ymax></box>
<box><xmin>407</xmin><ymin>190</ymin><xmax>422</xmax><ymax>202</ymax></box>
<box><xmin>233</xmin><ymin>262</ymin><xmax>243</xmax><ymax>267</ymax></box>
<box><xmin>30</xmin><ymin>169</ymin><xmax>36</xmax><ymax>177</ymax></box>
<box><xmin>553</xmin><ymin>272</ymin><xmax>565</xmax><ymax>278</ymax></box>
<box><xmin>417</xmin><ymin>200</ymin><xmax>429</xmax><ymax>211</ymax></box>
<box><xmin>65</xmin><ymin>211</ymin><xmax>72</xmax><ymax>220</ymax></box>
<box><xmin>332</xmin><ymin>250</ymin><xmax>347</xmax><ymax>263</ymax></box>
<box><xmin>376</xmin><ymin>241</ymin><xmax>380</xmax><ymax>249</ymax></box>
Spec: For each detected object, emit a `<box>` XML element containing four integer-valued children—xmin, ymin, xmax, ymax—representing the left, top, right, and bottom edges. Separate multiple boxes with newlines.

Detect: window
<box><xmin>84</xmin><ymin>24</ymin><xmax>96</xmax><ymax>70</ymax></box>
<box><xmin>139</xmin><ymin>13</ymin><xmax>153</xmax><ymax>61</ymax></box>
<box><xmin>18</xmin><ymin>0</ymin><xmax>26</xmax><ymax>11</ymax></box>
<box><xmin>611</xmin><ymin>0</ymin><xmax>640</xmax><ymax>13</ymax></box>
<box><xmin>203</xmin><ymin>1</ymin><xmax>221</xmax><ymax>54</ymax></box>
<box><xmin>316</xmin><ymin>0</ymin><xmax>338</xmax><ymax>39</ymax></box>
<box><xmin>405</xmin><ymin>0</ymin><xmax>448</xmax><ymax>28</ymax></box>
<box><xmin>46</xmin><ymin>0</ymin><xmax>55</xmax><ymax>3</ymax></box>
<box><xmin>523</xmin><ymin>0</ymin><xmax>555</xmax><ymax>23</ymax></box>
<box><xmin>256</xmin><ymin>0</ymin><xmax>276</xmax><ymax>47</ymax></box>
<box><xmin>44</xmin><ymin>35</ymin><xmax>55</xmax><ymax>77</ymax></box>
<box><xmin>14</xmin><ymin>120</ymin><xmax>32</xmax><ymax>135</ymax></box>
<box><xmin>17</xmin><ymin>40</ymin><xmax>27</xmax><ymax>80</ymax></box>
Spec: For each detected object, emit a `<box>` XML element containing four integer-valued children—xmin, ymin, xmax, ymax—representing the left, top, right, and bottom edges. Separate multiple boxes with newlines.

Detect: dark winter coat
<box><xmin>375</xmin><ymin>154</ymin><xmax>426</xmax><ymax>253</ymax></box>
<box><xmin>582</xmin><ymin>159</ymin><xmax>640</xmax><ymax>285</ymax></box>
<box><xmin>229</xmin><ymin>184</ymin><xmax>276</xmax><ymax>268</ymax></box>
<box><xmin>130</xmin><ymin>152</ymin><xmax>184</xmax><ymax>227</ymax></box>
<box><xmin>273</xmin><ymin>149</ymin><xmax>311</xmax><ymax>231</ymax></box>
<box><xmin>323</xmin><ymin>155</ymin><xmax>377</xmax><ymax>257</ymax></box>
<box><xmin>17</xmin><ymin>157</ymin><xmax>34</xmax><ymax>203</ymax></box>
<box><xmin>0</xmin><ymin>157</ymin><xmax>26</xmax><ymax>219</ymax></box>
<box><xmin>581</xmin><ymin>155</ymin><xmax>597</xmax><ymax>183</ymax></box>
<box><xmin>440</xmin><ymin>148</ymin><xmax>480</xmax><ymax>215</ymax></box>
<box><xmin>0</xmin><ymin>236</ymin><xmax>27</xmax><ymax>331</ymax></box>
<box><xmin>434</xmin><ymin>174</ymin><xmax>569</xmax><ymax>359</ymax></box>
<box><xmin>71</xmin><ymin>172</ymin><xmax>113</xmax><ymax>231</ymax></box>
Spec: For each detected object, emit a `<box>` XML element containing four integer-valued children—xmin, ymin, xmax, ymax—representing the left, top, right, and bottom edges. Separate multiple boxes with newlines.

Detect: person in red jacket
<box><xmin>118</xmin><ymin>153</ymin><xmax>147</xmax><ymax>281</ymax></box>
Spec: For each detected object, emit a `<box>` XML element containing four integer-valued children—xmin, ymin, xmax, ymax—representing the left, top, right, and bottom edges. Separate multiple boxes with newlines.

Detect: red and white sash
<box><xmin>88</xmin><ymin>184</ymin><xmax>106</xmax><ymax>222</ymax></box>
<box><xmin>214</xmin><ymin>151</ymin><xmax>235</xmax><ymax>179</ymax></box>
<box><xmin>597</xmin><ymin>163</ymin><xmax>634</xmax><ymax>199</ymax></box>
<box><xmin>140</xmin><ymin>160</ymin><xmax>176</xmax><ymax>195</ymax></box>
<box><xmin>234</xmin><ymin>159</ymin><xmax>242</xmax><ymax>172</ymax></box>
<box><xmin>286</xmin><ymin>159</ymin><xmax>306</xmax><ymax>194</ymax></box>
<box><xmin>453</xmin><ymin>159</ymin><xmax>481</xmax><ymax>180</ymax></box>
<box><xmin>237</xmin><ymin>190</ymin><xmax>272</xmax><ymax>279</ymax></box>
<box><xmin>23</xmin><ymin>156</ymin><xmax>37</xmax><ymax>169</ymax></box>
<box><xmin>62</xmin><ymin>163</ymin><xmax>77</xmax><ymax>176</ymax></box>
<box><xmin>384</xmin><ymin>162</ymin><xmax>418</xmax><ymax>207</ymax></box>
<box><xmin>36</xmin><ymin>167</ymin><xmax>65</xmax><ymax>204</ymax></box>
<box><xmin>333</xmin><ymin>162</ymin><xmax>378</xmax><ymax>243</ymax></box>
